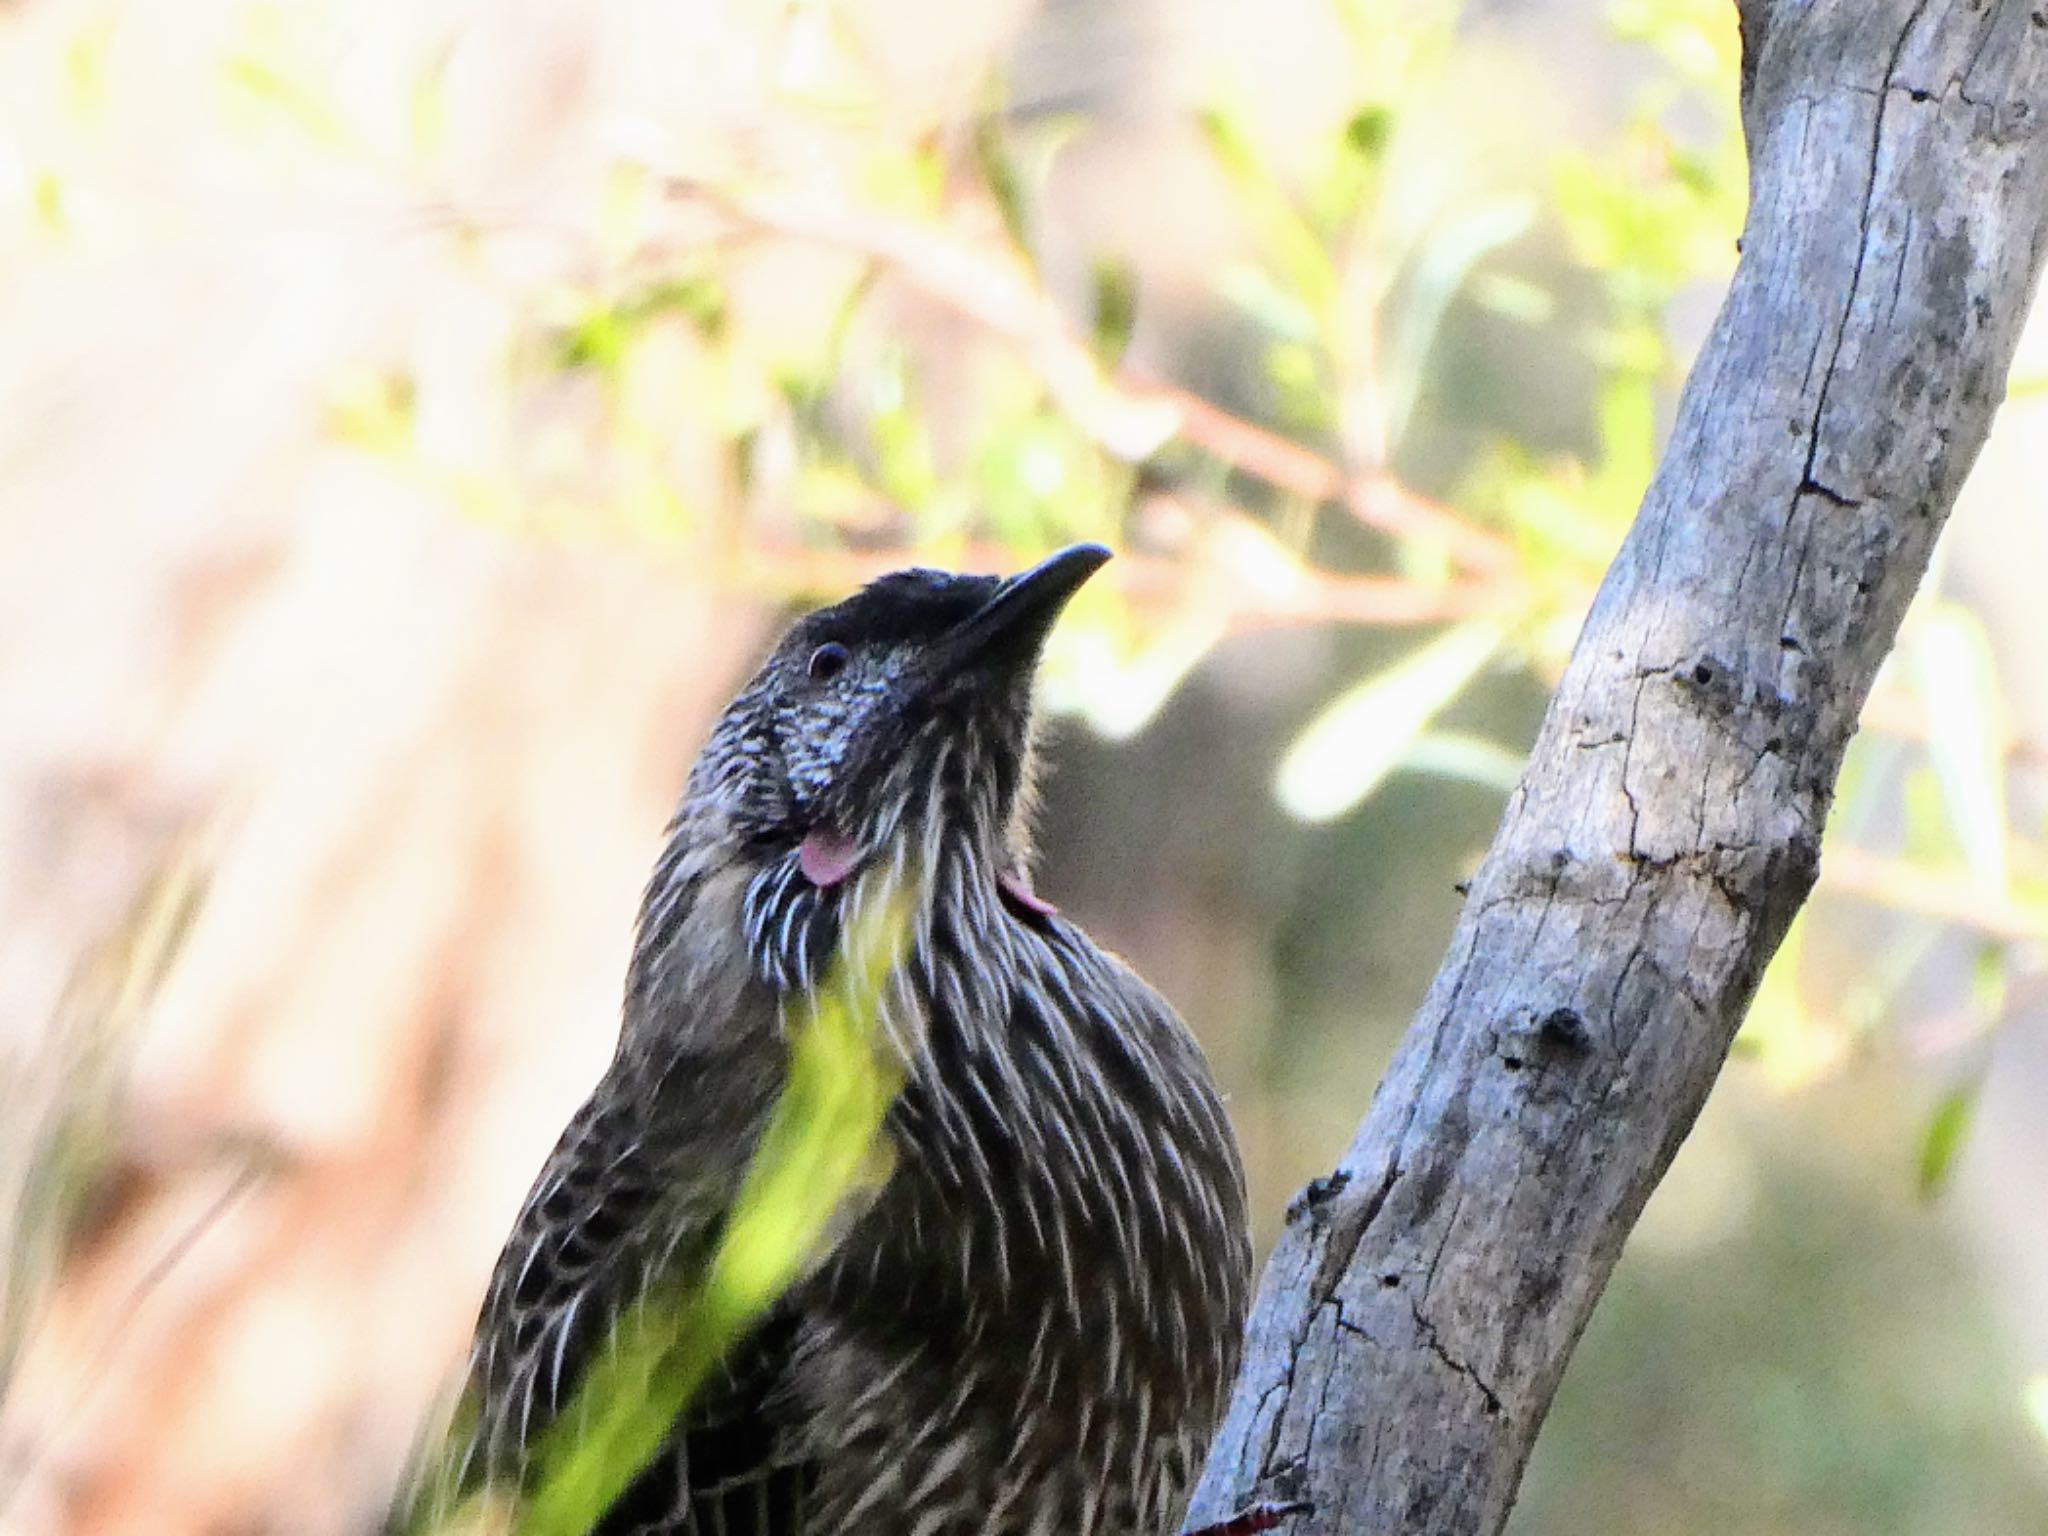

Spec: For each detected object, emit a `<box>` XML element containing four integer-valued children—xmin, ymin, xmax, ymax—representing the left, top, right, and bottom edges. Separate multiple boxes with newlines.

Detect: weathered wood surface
<box><xmin>1185</xmin><ymin>3</ymin><xmax>2048</xmax><ymax>1532</ymax></box>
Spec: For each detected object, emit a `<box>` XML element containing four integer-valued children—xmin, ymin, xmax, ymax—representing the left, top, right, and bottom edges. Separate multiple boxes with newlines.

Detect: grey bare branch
<box><xmin>1185</xmin><ymin>3</ymin><xmax>2048</xmax><ymax>1532</ymax></box>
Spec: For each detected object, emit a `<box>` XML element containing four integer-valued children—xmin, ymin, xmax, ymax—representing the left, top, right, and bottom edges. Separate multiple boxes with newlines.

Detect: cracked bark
<box><xmin>1184</xmin><ymin>4</ymin><xmax>2048</xmax><ymax>1533</ymax></box>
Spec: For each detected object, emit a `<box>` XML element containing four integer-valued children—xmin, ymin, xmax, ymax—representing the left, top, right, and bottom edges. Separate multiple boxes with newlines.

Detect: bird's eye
<box><xmin>807</xmin><ymin>642</ymin><xmax>850</xmax><ymax>682</ymax></box>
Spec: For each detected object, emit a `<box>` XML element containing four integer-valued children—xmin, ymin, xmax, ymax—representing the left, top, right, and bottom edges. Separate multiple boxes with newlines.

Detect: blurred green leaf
<box><xmin>1383</xmin><ymin>195</ymin><xmax>1537</xmax><ymax>450</ymax></box>
<box><xmin>973</xmin><ymin>100</ymin><xmax>1033</xmax><ymax>257</ymax></box>
<box><xmin>64</xmin><ymin>20</ymin><xmax>113</xmax><ymax>119</ymax></box>
<box><xmin>1735</xmin><ymin>911</ymin><xmax>1805</xmax><ymax>1064</ymax></box>
<box><xmin>409</xmin><ymin>49</ymin><xmax>449</xmax><ymax>159</ymax></box>
<box><xmin>557</xmin><ymin>306</ymin><xmax>629</xmax><ymax>376</ymax></box>
<box><xmin>4</xmin><ymin>843</ymin><xmax>213</xmax><ymax>1408</ymax></box>
<box><xmin>32</xmin><ymin>172</ymin><xmax>67</xmax><ymax>237</ymax></box>
<box><xmin>1585</xmin><ymin>371</ymin><xmax>1657</xmax><ymax>521</ymax></box>
<box><xmin>1469</xmin><ymin>272</ymin><xmax>1556</xmax><ymax>324</ymax></box>
<box><xmin>1264</xmin><ymin>341</ymin><xmax>1326</xmax><ymax>425</ymax></box>
<box><xmin>503</xmin><ymin>871</ymin><xmax>916</xmax><ymax>1536</ymax></box>
<box><xmin>223</xmin><ymin>49</ymin><xmax>350</xmax><ymax>148</ymax></box>
<box><xmin>970</xmin><ymin>95</ymin><xmax>1084</xmax><ymax>268</ymax></box>
<box><xmin>1915</xmin><ymin>1081</ymin><xmax>1979</xmax><ymax>1201</ymax></box>
<box><xmin>327</xmin><ymin>369</ymin><xmax>417</xmax><ymax>455</ymax></box>
<box><xmin>1970</xmin><ymin>940</ymin><xmax>2009</xmax><ymax>1021</ymax></box>
<box><xmin>1052</xmin><ymin>610</ymin><xmax>1229</xmax><ymax>743</ymax></box>
<box><xmin>866</xmin><ymin>353</ymin><xmax>940</xmax><ymax>511</ymax></box>
<box><xmin>1306</xmin><ymin>104</ymin><xmax>1395</xmax><ymax>235</ymax></box>
<box><xmin>1218</xmin><ymin>266</ymin><xmax>1319</xmax><ymax>343</ymax></box>
<box><xmin>1911</xmin><ymin>601</ymin><xmax>2010</xmax><ymax>894</ymax></box>
<box><xmin>1275</xmin><ymin>617</ymin><xmax>1508</xmax><ymax>823</ymax></box>
<box><xmin>1198</xmin><ymin>105</ymin><xmax>1338</xmax><ymax>319</ymax></box>
<box><xmin>1343</xmin><ymin>104</ymin><xmax>1395</xmax><ymax>162</ymax></box>
<box><xmin>1089</xmin><ymin>258</ymin><xmax>1139</xmax><ymax>370</ymax></box>
<box><xmin>1400</xmin><ymin>729</ymin><xmax>1527</xmax><ymax>794</ymax></box>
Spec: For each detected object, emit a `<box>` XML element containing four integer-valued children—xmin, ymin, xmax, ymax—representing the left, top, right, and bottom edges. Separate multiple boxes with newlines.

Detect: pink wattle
<box><xmin>797</xmin><ymin>826</ymin><xmax>861</xmax><ymax>888</ymax></box>
<box><xmin>999</xmin><ymin>871</ymin><xmax>1058</xmax><ymax>919</ymax></box>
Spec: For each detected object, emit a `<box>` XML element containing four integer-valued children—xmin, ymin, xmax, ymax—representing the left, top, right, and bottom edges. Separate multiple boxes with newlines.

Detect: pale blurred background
<box><xmin>1</xmin><ymin>0</ymin><xmax>2045</xmax><ymax>1532</ymax></box>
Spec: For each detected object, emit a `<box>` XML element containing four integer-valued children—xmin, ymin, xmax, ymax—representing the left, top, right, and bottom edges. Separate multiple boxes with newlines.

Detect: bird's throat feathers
<box><xmin>629</xmin><ymin>692</ymin><xmax>1051</xmax><ymax>1086</ymax></box>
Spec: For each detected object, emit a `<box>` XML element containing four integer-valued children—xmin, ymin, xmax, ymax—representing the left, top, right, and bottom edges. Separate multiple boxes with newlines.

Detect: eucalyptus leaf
<box><xmin>1052</xmin><ymin>612</ymin><xmax>1230</xmax><ymax>744</ymax></box>
<box><xmin>1399</xmin><ymin>729</ymin><xmax>1527</xmax><ymax>794</ymax></box>
<box><xmin>1382</xmin><ymin>196</ymin><xmax>1536</xmax><ymax>452</ymax></box>
<box><xmin>1275</xmin><ymin>618</ymin><xmax>1508</xmax><ymax>823</ymax></box>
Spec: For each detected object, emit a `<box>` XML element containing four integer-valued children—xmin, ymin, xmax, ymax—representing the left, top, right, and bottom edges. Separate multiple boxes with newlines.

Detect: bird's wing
<box><xmin>451</xmin><ymin>1042</ymin><xmax>820</xmax><ymax>1535</ymax></box>
<box><xmin>462</xmin><ymin>1086</ymin><xmax>676</xmax><ymax>1473</ymax></box>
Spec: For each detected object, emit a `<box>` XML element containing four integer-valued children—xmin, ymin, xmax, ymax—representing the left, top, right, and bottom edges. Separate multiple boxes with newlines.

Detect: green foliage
<box><xmin>1275</xmin><ymin>618</ymin><xmax>1508</xmax><ymax>823</ymax></box>
<box><xmin>2</xmin><ymin>845</ymin><xmax>215</xmax><ymax>1421</ymax></box>
<box><xmin>523</xmin><ymin>882</ymin><xmax>911</xmax><ymax>1534</ymax></box>
<box><xmin>411</xmin><ymin>870</ymin><xmax>917</xmax><ymax>1536</ymax></box>
<box><xmin>292</xmin><ymin>0</ymin><xmax>2039</xmax><ymax>1213</ymax></box>
<box><xmin>1915</xmin><ymin>1083</ymin><xmax>1979</xmax><ymax>1200</ymax></box>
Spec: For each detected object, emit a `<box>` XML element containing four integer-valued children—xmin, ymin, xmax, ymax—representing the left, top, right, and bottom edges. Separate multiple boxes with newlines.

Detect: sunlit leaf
<box><xmin>1399</xmin><ymin>730</ymin><xmax>1526</xmax><ymax>794</ymax></box>
<box><xmin>1469</xmin><ymin>272</ymin><xmax>1556</xmax><ymax>324</ymax></box>
<box><xmin>1275</xmin><ymin>617</ymin><xmax>1508</xmax><ymax>823</ymax></box>
<box><xmin>1050</xmin><ymin>610</ymin><xmax>1229</xmax><ymax>744</ymax></box>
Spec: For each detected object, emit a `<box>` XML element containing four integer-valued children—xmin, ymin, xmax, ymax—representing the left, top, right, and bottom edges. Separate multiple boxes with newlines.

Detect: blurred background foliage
<box><xmin>1</xmin><ymin>0</ymin><xmax>2045</xmax><ymax>1532</ymax></box>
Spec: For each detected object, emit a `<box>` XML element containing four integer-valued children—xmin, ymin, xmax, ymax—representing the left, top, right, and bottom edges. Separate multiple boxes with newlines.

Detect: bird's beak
<box><xmin>941</xmin><ymin>543</ymin><xmax>1112</xmax><ymax>671</ymax></box>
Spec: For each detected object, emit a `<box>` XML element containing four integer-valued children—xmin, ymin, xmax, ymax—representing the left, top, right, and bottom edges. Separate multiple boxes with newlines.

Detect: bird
<box><xmin>443</xmin><ymin>544</ymin><xmax>1256</xmax><ymax>1536</ymax></box>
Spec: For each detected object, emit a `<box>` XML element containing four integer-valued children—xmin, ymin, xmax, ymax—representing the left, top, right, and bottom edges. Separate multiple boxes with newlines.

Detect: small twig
<box><xmin>0</xmin><ymin>1152</ymin><xmax>267</xmax><ymax>1516</ymax></box>
<box><xmin>661</xmin><ymin>180</ymin><xmax>1517</xmax><ymax>576</ymax></box>
<box><xmin>1857</xmin><ymin>687</ymin><xmax>2048</xmax><ymax>770</ymax></box>
<box><xmin>1129</xmin><ymin>381</ymin><xmax>1519</xmax><ymax>575</ymax></box>
<box><xmin>1819</xmin><ymin>845</ymin><xmax>2048</xmax><ymax>942</ymax></box>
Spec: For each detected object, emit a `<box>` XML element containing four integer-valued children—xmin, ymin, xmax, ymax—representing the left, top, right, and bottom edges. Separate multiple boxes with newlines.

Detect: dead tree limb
<box><xmin>1185</xmin><ymin>3</ymin><xmax>2048</xmax><ymax>1532</ymax></box>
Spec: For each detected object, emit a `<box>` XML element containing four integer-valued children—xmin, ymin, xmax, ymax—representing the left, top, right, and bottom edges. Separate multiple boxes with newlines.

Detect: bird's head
<box><xmin>688</xmin><ymin>544</ymin><xmax>1109</xmax><ymax>900</ymax></box>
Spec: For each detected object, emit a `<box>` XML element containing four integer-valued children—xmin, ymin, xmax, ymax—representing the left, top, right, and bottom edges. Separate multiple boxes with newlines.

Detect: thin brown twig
<box><xmin>1819</xmin><ymin>844</ymin><xmax>2048</xmax><ymax>942</ymax></box>
<box><xmin>1857</xmin><ymin>687</ymin><xmax>2048</xmax><ymax>770</ymax></box>
<box><xmin>0</xmin><ymin>1153</ymin><xmax>267</xmax><ymax>1516</ymax></box>
<box><xmin>1134</xmin><ymin>382</ymin><xmax>1520</xmax><ymax>575</ymax></box>
<box><xmin>660</xmin><ymin>181</ymin><xmax>1518</xmax><ymax>576</ymax></box>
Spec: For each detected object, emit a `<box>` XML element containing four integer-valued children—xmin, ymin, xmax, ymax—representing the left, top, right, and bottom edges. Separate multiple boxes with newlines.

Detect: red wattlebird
<box><xmin>446</xmin><ymin>547</ymin><xmax>1278</xmax><ymax>1535</ymax></box>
